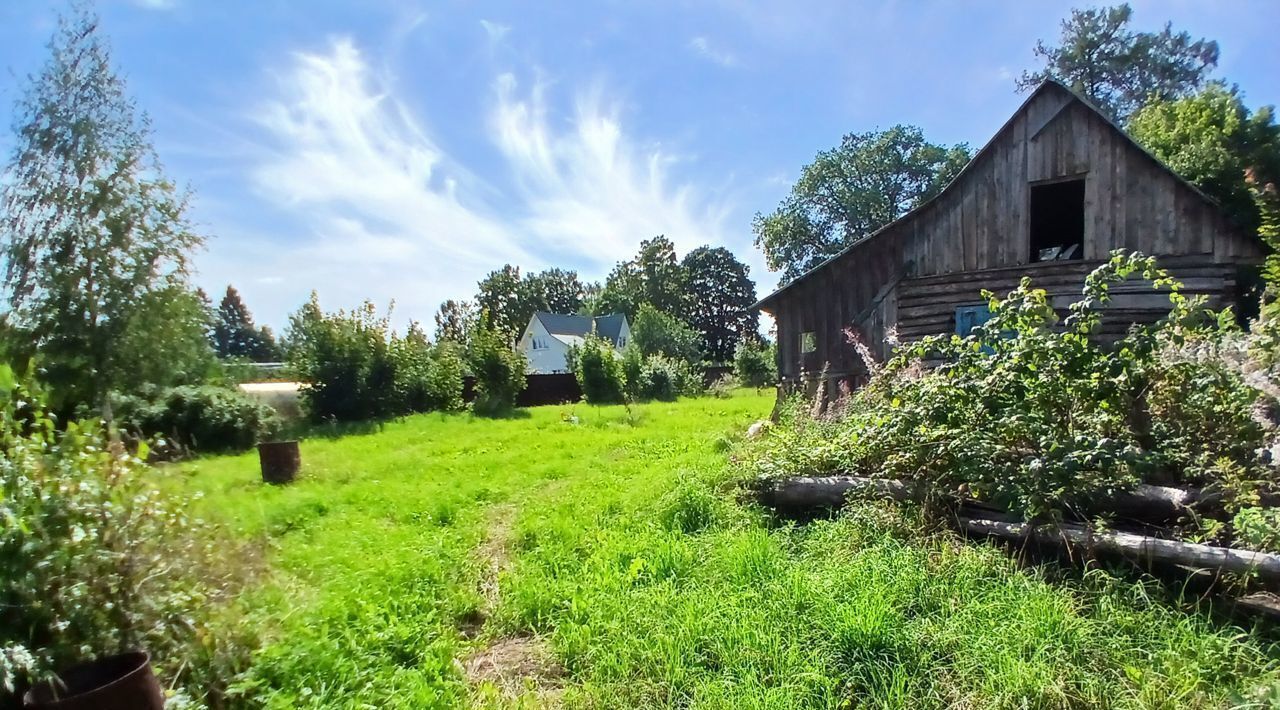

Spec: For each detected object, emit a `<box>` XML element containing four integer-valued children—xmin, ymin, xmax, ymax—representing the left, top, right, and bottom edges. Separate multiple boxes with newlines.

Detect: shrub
<box><xmin>745</xmin><ymin>251</ymin><xmax>1280</xmax><ymax>549</ymax></box>
<box><xmin>631</xmin><ymin>304</ymin><xmax>702</xmax><ymax>365</ymax></box>
<box><xmin>575</xmin><ymin>335</ymin><xmax>627</xmax><ymax>404</ymax></box>
<box><xmin>426</xmin><ymin>341</ymin><xmax>466</xmax><ymax>412</ymax></box>
<box><xmin>468</xmin><ymin>323</ymin><xmax>527</xmax><ymax>416</ymax></box>
<box><xmin>0</xmin><ymin>369</ymin><xmax>256</xmax><ymax>703</ymax></box>
<box><xmin>394</xmin><ymin>328</ymin><xmax>465</xmax><ymax>414</ymax></box>
<box><xmin>635</xmin><ymin>355</ymin><xmax>682</xmax><ymax>401</ymax></box>
<box><xmin>734</xmin><ymin>340</ymin><xmax>777</xmax><ymax>388</ymax></box>
<box><xmin>287</xmin><ymin>297</ymin><xmax>465</xmax><ymax>421</ymax></box>
<box><xmin>621</xmin><ymin>345</ymin><xmax>644</xmax><ymax>399</ymax></box>
<box><xmin>287</xmin><ymin>298</ymin><xmax>399</xmax><ymax>421</ymax></box>
<box><xmin>707</xmin><ymin>373</ymin><xmax>739</xmax><ymax>398</ymax></box>
<box><xmin>113</xmin><ymin>384</ymin><xmax>280</xmax><ymax>455</ymax></box>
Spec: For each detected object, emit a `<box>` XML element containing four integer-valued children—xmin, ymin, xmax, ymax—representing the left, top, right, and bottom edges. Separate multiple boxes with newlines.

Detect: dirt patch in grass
<box><xmin>459</xmin><ymin>503</ymin><xmax>517</xmax><ymax>640</ymax></box>
<box><xmin>463</xmin><ymin>635</ymin><xmax>564</xmax><ymax>700</ymax></box>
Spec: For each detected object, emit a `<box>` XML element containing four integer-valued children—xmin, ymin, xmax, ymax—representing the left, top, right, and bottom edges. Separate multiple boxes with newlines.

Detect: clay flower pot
<box><xmin>23</xmin><ymin>651</ymin><xmax>163</xmax><ymax>710</ymax></box>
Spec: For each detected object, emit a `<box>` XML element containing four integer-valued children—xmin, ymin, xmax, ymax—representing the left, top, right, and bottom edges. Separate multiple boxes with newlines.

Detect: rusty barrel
<box><xmin>24</xmin><ymin>651</ymin><xmax>163</xmax><ymax>710</ymax></box>
<box><xmin>258</xmin><ymin>440</ymin><xmax>300</xmax><ymax>484</ymax></box>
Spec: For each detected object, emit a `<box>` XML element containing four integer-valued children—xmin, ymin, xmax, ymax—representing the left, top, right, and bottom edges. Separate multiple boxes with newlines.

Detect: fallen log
<box><xmin>961</xmin><ymin>516</ymin><xmax>1280</xmax><ymax>583</ymax></box>
<box><xmin>754</xmin><ymin>475</ymin><xmax>919</xmax><ymax>511</ymax></box>
<box><xmin>755</xmin><ymin>474</ymin><xmax>1222</xmax><ymax>522</ymax></box>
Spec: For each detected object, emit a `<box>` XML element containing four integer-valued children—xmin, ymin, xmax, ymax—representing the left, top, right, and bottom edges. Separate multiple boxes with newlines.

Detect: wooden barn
<box><xmin>755</xmin><ymin>79</ymin><xmax>1265</xmax><ymax>397</ymax></box>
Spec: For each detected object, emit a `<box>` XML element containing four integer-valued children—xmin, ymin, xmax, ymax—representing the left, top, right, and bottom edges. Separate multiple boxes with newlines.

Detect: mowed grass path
<box><xmin>173</xmin><ymin>391</ymin><xmax>1280</xmax><ymax>709</ymax></box>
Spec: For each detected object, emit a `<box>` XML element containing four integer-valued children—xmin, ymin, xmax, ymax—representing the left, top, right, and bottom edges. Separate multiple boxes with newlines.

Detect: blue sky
<box><xmin>1</xmin><ymin>1</ymin><xmax>1278</xmax><ymax>330</ymax></box>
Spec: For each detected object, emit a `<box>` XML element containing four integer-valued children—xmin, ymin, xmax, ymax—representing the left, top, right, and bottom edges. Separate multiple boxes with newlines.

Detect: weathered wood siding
<box><xmin>763</xmin><ymin>82</ymin><xmax>1261</xmax><ymax>388</ymax></box>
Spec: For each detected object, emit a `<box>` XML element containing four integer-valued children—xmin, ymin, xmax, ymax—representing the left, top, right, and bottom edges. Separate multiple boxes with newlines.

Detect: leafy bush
<box><xmin>575</xmin><ymin>335</ymin><xmax>627</xmax><ymax>404</ymax></box>
<box><xmin>468</xmin><ymin>322</ymin><xmax>527</xmax><ymax>416</ymax></box>
<box><xmin>707</xmin><ymin>373</ymin><xmax>739</xmax><ymax>399</ymax></box>
<box><xmin>621</xmin><ymin>345</ymin><xmax>644</xmax><ymax>399</ymax></box>
<box><xmin>746</xmin><ymin>252</ymin><xmax>1280</xmax><ymax>549</ymax></box>
<box><xmin>393</xmin><ymin>328</ymin><xmax>465</xmax><ymax>414</ymax></box>
<box><xmin>287</xmin><ymin>298</ymin><xmax>398</xmax><ymax>421</ymax></box>
<box><xmin>426</xmin><ymin>341</ymin><xmax>466</xmax><ymax>412</ymax></box>
<box><xmin>287</xmin><ymin>297</ymin><xmax>465</xmax><ymax>421</ymax></box>
<box><xmin>0</xmin><ymin>369</ymin><xmax>256</xmax><ymax>703</ymax></box>
<box><xmin>631</xmin><ymin>304</ymin><xmax>702</xmax><ymax>365</ymax></box>
<box><xmin>734</xmin><ymin>340</ymin><xmax>777</xmax><ymax>388</ymax></box>
<box><xmin>113</xmin><ymin>384</ymin><xmax>281</xmax><ymax>455</ymax></box>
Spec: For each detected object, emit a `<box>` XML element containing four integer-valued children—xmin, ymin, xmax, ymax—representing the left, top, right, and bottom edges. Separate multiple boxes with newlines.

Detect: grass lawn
<box><xmin>172</xmin><ymin>390</ymin><xmax>1280</xmax><ymax>709</ymax></box>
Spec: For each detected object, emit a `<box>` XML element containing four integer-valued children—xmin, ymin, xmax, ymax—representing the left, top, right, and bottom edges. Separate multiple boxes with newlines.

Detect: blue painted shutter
<box><xmin>955</xmin><ymin>304</ymin><xmax>992</xmax><ymax>337</ymax></box>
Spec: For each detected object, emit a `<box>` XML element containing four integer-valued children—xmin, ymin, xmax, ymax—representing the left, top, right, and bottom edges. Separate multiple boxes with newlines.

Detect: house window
<box><xmin>531</xmin><ymin>336</ymin><xmax>547</xmax><ymax>350</ymax></box>
<box><xmin>618</xmin><ymin>336</ymin><xmax>626</xmax><ymax>348</ymax></box>
<box><xmin>1029</xmin><ymin>178</ymin><xmax>1085</xmax><ymax>262</ymax></box>
<box><xmin>800</xmin><ymin>331</ymin><xmax>816</xmax><ymax>354</ymax></box>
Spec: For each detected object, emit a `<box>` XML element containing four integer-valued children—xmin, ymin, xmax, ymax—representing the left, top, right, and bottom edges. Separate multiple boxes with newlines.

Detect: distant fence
<box><xmin>461</xmin><ymin>366</ymin><xmax>734</xmax><ymax>408</ymax></box>
<box><xmin>462</xmin><ymin>373</ymin><xmax>582</xmax><ymax>408</ymax></box>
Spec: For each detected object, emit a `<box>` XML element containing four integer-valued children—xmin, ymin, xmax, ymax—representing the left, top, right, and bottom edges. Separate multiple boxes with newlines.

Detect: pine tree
<box><xmin>1</xmin><ymin>5</ymin><xmax>203</xmax><ymax>409</ymax></box>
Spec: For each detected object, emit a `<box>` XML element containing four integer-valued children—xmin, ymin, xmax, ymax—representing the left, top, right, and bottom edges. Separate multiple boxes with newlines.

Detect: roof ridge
<box><xmin>752</xmin><ymin>78</ymin><xmax>1246</xmax><ymax>310</ymax></box>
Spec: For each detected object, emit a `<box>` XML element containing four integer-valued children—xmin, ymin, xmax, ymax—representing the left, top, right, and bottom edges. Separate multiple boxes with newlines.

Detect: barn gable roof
<box><xmin>753</xmin><ymin>79</ymin><xmax>1248</xmax><ymax>311</ymax></box>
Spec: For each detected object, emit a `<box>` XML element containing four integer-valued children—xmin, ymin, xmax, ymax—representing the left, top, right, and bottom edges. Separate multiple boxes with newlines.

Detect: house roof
<box><xmin>593</xmin><ymin>313</ymin><xmax>627</xmax><ymax>343</ymax></box>
<box><xmin>752</xmin><ymin>79</ymin><xmax>1247</xmax><ymax>311</ymax></box>
<box><xmin>532</xmin><ymin>311</ymin><xmax>628</xmax><ymax>345</ymax></box>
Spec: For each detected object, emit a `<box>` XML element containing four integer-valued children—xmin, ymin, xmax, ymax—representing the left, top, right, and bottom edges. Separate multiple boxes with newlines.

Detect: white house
<box><xmin>517</xmin><ymin>312</ymin><xmax>631</xmax><ymax>374</ymax></box>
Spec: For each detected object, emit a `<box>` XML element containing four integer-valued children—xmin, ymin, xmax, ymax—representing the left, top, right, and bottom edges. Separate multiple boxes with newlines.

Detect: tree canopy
<box><xmin>630</xmin><ymin>304</ymin><xmax>703</xmax><ymax>365</ymax></box>
<box><xmin>1017</xmin><ymin>4</ymin><xmax>1219</xmax><ymax>123</ymax></box>
<box><xmin>680</xmin><ymin>246</ymin><xmax>758</xmax><ymax>363</ymax></box>
<box><xmin>213</xmin><ymin>285</ymin><xmax>281</xmax><ymax>362</ymax></box>
<box><xmin>474</xmin><ymin>266</ymin><xmax>588</xmax><ymax>343</ymax></box>
<box><xmin>0</xmin><ymin>6</ymin><xmax>205</xmax><ymax>409</ymax></box>
<box><xmin>753</xmin><ymin>125</ymin><xmax>969</xmax><ymax>283</ymax></box>
<box><xmin>433</xmin><ymin>299</ymin><xmax>477</xmax><ymax>345</ymax></box>
<box><xmin>596</xmin><ymin>236</ymin><xmax>688</xmax><ymax>320</ymax></box>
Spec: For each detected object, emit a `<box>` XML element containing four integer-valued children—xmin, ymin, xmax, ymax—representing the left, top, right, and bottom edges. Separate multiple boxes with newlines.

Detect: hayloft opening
<box><xmin>1029</xmin><ymin>178</ymin><xmax>1085</xmax><ymax>262</ymax></box>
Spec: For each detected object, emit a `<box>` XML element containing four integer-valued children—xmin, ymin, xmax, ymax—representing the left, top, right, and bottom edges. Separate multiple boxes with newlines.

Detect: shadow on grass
<box><xmin>471</xmin><ymin>408</ymin><xmax>532</xmax><ymax>420</ymax></box>
<box><xmin>277</xmin><ymin>418</ymin><xmax>385</xmax><ymax>442</ymax></box>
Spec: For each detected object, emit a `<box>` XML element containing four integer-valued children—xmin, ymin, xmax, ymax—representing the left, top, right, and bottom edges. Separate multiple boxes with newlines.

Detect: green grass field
<box><xmin>172</xmin><ymin>391</ymin><xmax>1280</xmax><ymax>709</ymax></box>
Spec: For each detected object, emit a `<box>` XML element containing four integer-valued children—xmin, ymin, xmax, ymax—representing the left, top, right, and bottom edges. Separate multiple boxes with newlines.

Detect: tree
<box><xmin>680</xmin><ymin>246</ymin><xmax>758</xmax><ymax>363</ymax></box>
<box><xmin>1128</xmin><ymin>84</ymin><xmax>1280</xmax><ymax>235</ymax></box>
<box><xmin>0</xmin><ymin>6</ymin><xmax>203</xmax><ymax>410</ymax></box>
<box><xmin>213</xmin><ymin>285</ymin><xmax>279</xmax><ymax>361</ymax></box>
<box><xmin>475</xmin><ymin>265</ymin><xmax>525</xmax><ymax>342</ymax></box>
<box><xmin>434</xmin><ymin>299</ymin><xmax>477</xmax><ymax>345</ymax></box>
<box><xmin>753</xmin><ymin>126</ymin><xmax>969</xmax><ymax>283</ymax></box>
<box><xmin>1017</xmin><ymin>4</ymin><xmax>1219</xmax><ymax>122</ymax></box>
<box><xmin>630</xmin><ymin>303</ymin><xmax>702</xmax><ymax>365</ymax></box>
<box><xmin>112</xmin><ymin>286</ymin><xmax>219</xmax><ymax>391</ymax></box>
<box><xmin>597</xmin><ymin>236</ymin><xmax>688</xmax><ymax>319</ymax></box>
<box><xmin>523</xmin><ymin>268</ymin><xmax>585</xmax><ymax>316</ymax></box>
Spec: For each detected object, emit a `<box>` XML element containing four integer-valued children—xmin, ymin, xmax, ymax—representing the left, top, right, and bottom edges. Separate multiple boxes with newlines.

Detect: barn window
<box><xmin>1029</xmin><ymin>178</ymin><xmax>1085</xmax><ymax>262</ymax></box>
<box><xmin>800</xmin><ymin>331</ymin><xmax>816</xmax><ymax>354</ymax></box>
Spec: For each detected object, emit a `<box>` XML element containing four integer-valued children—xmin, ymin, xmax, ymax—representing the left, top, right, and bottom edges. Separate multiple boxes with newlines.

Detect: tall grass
<box><xmin>173</xmin><ymin>392</ymin><xmax>1280</xmax><ymax>708</ymax></box>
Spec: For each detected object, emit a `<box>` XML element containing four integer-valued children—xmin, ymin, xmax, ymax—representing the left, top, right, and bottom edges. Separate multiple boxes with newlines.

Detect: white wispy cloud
<box><xmin>213</xmin><ymin>38</ymin><xmax>527</xmax><ymax>326</ymax></box>
<box><xmin>215</xmin><ymin>37</ymin><xmax>730</xmax><ymax>326</ymax></box>
<box><xmin>490</xmin><ymin>72</ymin><xmax>731</xmax><ymax>265</ymax></box>
<box><xmin>131</xmin><ymin>0</ymin><xmax>177</xmax><ymax>9</ymax></box>
<box><xmin>688</xmin><ymin>35</ymin><xmax>738</xmax><ymax>68</ymax></box>
<box><xmin>479</xmin><ymin>19</ymin><xmax>511</xmax><ymax>43</ymax></box>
